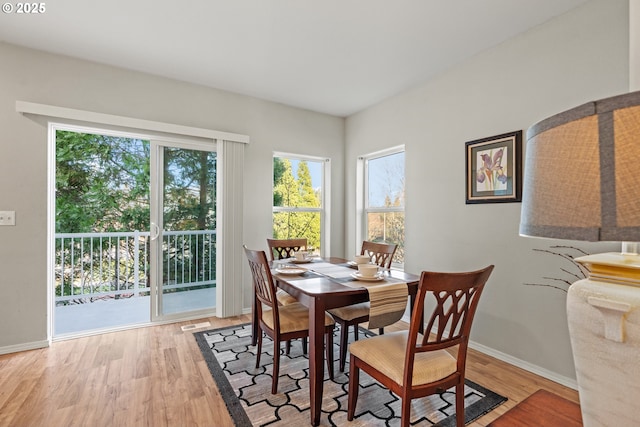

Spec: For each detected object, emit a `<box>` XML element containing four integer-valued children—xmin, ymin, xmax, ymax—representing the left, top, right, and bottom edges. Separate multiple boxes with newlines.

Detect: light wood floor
<box><xmin>0</xmin><ymin>315</ymin><xmax>579</xmax><ymax>427</ymax></box>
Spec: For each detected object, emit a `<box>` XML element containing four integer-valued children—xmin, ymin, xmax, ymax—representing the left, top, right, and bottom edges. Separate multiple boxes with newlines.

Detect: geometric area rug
<box><xmin>194</xmin><ymin>323</ymin><xmax>507</xmax><ymax>426</ymax></box>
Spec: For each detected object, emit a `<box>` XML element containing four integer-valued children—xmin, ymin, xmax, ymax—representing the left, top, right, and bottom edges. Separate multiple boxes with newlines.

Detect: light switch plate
<box><xmin>0</xmin><ymin>211</ymin><xmax>16</xmax><ymax>226</ymax></box>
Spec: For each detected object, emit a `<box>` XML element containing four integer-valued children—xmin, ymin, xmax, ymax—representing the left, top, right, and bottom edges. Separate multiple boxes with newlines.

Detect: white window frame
<box><xmin>356</xmin><ymin>145</ymin><xmax>405</xmax><ymax>268</ymax></box>
<box><xmin>272</xmin><ymin>152</ymin><xmax>331</xmax><ymax>258</ymax></box>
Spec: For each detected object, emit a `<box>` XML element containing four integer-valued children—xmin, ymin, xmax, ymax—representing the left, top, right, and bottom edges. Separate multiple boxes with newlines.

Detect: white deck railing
<box><xmin>55</xmin><ymin>230</ymin><xmax>216</xmax><ymax>305</ymax></box>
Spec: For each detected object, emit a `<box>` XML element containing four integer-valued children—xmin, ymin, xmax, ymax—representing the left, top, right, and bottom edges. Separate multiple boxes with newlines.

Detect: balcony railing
<box><xmin>55</xmin><ymin>230</ymin><xmax>217</xmax><ymax>305</ymax></box>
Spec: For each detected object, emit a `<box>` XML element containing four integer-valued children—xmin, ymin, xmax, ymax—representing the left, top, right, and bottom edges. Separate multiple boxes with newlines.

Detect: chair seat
<box><xmin>263</xmin><ymin>302</ymin><xmax>335</xmax><ymax>334</ymax></box>
<box><xmin>328</xmin><ymin>302</ymin><xmax>370</xmax><ymax>321</ymax></box>
<box><xmin>276</xmin><ymin>289</ymin><xmax>298</xmax><ymax>305</ymax></box>
<box><xmin>349</xmin><ymin>331</ymin><xmax>456</xmax><ymax>386</ymax></box>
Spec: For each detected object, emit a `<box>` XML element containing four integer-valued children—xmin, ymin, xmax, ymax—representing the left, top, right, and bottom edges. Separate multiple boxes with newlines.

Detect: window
<box><xmin>362</xmin><ymin>147</ymin><xmax>405</xmax><ymax>265</ymax></box>
<box><xmin>272</xmin><ymin>153</ymin><xmax>329</xmax><ymax>255</ymax></box>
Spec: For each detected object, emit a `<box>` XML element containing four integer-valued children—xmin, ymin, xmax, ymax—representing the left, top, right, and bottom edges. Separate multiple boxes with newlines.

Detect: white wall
<box><xmin>345</xmin><ymin>0</ymin><xmax>628</xmax><ymax>383</ymax></box>
<box><xmin>0</xmin><ymin>42</ymin><xmax>344</xmax><ymax>350</ymax></box>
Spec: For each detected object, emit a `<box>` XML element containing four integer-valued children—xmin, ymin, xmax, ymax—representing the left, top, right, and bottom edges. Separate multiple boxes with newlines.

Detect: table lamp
<box><xmin>520</xmin><ymin>90</ymin><xmax>640</xmax><ymax>427</ymax></box>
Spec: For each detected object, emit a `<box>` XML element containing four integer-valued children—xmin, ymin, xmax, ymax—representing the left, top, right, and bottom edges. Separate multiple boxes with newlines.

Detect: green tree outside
<box><xmin>367</xmin><ymin>194</ymin><xmax>405</xmax><ymax>263</ymax></box>
<box><xmin>273</xmin><ymin>158</ymin><xmax>321</xmax><ymax>251</ymax></box>
<box><xmin>55</xmin><ymin>130</ymin><xmax>216</xmax><ymax>301</ymax></box>
<box><xmin>55</xmin><ymin>131</ymin><xmax>150</xmax><ymax>233</ymax></box>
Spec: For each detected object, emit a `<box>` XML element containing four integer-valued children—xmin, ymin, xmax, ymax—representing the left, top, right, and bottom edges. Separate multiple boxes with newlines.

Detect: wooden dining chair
<box><xmin>265</xmin><ymin>238</ymin><xmax>310</xmax><ymax>353</ymax></box>
<box><xmin>328</xmin><ymin>240</ymin><xmax>398</xmax><ymax>372</ymax></box>
<box><xmin>361</xmin><ymin>240</ymin><xmax>397</xmax><ymax>269</ymax></box>
<box><xmin>266</xmin><ymin>238</ymin><xmax>308</xmax><ymax>261</ymax></box>
<box><xmin>266</xmin><ymin>238</ymin><xmax>308</xmax><ymax>306</ymax></box>
<box><xmin>244</xmin><ymin>246</ymin><xmax>335</xmax><ymax>394</ymax></box>
<box><xmin>347</xmin><ymin>265</ymin><xmax>494</xmax><ymax>427</ymax></box>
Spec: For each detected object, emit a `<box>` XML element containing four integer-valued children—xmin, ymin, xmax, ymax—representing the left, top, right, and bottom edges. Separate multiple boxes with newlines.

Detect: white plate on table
<box><xmin>289</xmin><ymin>258</ymin><xmax>314</xmax><ymax>264</ymax></box>
<box><xmin>275</xmin><ymin>267</ymin><xmax>307</xmax><ymax>275</ymax></box>
<box><xmin>350</xmin><ymin>272</ymin><xmax>385</xmax><ymax>282</ymax></box>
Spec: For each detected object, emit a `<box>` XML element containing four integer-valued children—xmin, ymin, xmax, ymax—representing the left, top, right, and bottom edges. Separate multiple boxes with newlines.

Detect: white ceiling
<box><xmin>0</xmin><ymin>0</ymin><xmax>590</xmax><ymax>117</ymax></box>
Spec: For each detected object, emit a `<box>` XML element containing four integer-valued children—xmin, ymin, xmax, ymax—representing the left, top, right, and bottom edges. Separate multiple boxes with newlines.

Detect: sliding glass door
<box><xmin>150</xmin><ymin>142</ymin><xmax>217</xmax><ymax>319</ymax></box>
<box><xmin>53</xmin><ymin>128</ymin><xmax>217</xmax><ymax>337</ymax></box>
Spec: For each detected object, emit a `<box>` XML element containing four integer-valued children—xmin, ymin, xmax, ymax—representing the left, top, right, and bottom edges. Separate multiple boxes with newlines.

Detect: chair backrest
<box><xmin>244</xmin><ymin>246</ymin><xmax>280</xmax><ymax>328</ymax></box>
<box><xmin>404</xmin><ymin>265</ymin><xmax>494</xmax><ymax>386</ymax></box>
<box><xmin>267</xmin><ymin>238</ymin><xmax>308</xmax><ymax>260</ymax></box>
<box><xmin>361</xmin><ymin>241</ymin><xmax>397</xmax><ymax>268</ymax></box>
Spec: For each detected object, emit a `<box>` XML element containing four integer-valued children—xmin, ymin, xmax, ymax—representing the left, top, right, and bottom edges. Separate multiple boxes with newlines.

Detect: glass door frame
<box><xmin>48</xmin><ymin>122</ymin><xmax>218</xmax><ymax>340</ymax></box>
<box><xmin>49</xmin><ymin>123</ymin><xmax>157</xmax><ymax>339</ymax></box>
<box><xmin>149</xmin><ymin>139</ymin><xmax>217</xmax><ymax>322</ymax></box>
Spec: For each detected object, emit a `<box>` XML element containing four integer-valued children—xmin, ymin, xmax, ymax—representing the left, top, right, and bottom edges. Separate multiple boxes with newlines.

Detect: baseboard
<box><xmin>0</xmin><ymin>339</ymin><xmax>49</xmax><ymax>355</ymax></box>
<box><xmin>398</xmin><ymin>314</ymin><xmax>578</xmax><ymax>390</ymax></box>
<box><xmin>468</xmin><ymin>340</ymin><xmax>578</xmax><ymax>390</ymax></box>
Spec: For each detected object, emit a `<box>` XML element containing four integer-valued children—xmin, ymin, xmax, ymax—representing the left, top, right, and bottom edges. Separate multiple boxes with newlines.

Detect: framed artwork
<box><xmin>465</xmin><ymin>130</ymin><xmax>522</xmax><ymax>204</ymax></box>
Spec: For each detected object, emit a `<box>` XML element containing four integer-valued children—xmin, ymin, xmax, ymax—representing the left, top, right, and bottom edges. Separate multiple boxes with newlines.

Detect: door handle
<box><xmin>150</xmin><ymin>223</ymin><xmax>160</xmax><ymax>240</ymax></box>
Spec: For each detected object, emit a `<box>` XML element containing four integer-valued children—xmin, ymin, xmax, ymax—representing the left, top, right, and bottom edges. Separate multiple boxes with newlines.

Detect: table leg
<box><xmin>409</xmin><ymin>291</ymin><xmax>424</xmax><ymax>334</ymax></box>
<box><xmin>309</xmin><ymin>298</ymin><xmax>324</xmax><ymax>426</ymax></box>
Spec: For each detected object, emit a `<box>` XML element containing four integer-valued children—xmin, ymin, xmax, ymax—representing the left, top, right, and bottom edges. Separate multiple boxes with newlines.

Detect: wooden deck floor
<box><xmin>54</xmin><ymin>287</ymin><xmax>216</xmax><ymax>336</ymax></box>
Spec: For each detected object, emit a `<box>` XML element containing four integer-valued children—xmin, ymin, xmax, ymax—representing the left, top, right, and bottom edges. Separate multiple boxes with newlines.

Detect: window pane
<box><xmin>366</xmin><ymin>211</ymin><xmax>405</xmax><ymax>264</ymax></box>
<box><xmin>367</xmin><ymin>152</ymin><xmax>405</xmax><ymax>208</ymax></box>
<box><xmin>273</xmin><ymin>157</ymin><xmax>323</xmax><ymax>208</ymax></box>
<box><xmin>273</xmin><ymin>211</ymin><xmax>321</xmax><ymax>252</ymax></box>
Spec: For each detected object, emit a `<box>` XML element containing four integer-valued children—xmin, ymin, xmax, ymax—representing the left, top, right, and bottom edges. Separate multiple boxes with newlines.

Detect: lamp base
<box><xmin>575</xmin><ymin>252</ymin><xmax>640</xmax><ymax>286</ymax></box>
<box><xmin>567</xmin><ymin>253</ymin><xmax>640</xmax><ymax>426</ymax></box>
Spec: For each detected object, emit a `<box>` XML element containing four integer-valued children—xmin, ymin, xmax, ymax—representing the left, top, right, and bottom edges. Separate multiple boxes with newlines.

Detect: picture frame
<box><xmin>465</xmin><ymin>130</ymin><xmax>522</xmax><ymax>204</ymax></box>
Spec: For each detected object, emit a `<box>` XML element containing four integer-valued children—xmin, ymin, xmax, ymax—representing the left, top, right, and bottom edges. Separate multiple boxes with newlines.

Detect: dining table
<box><xmin>251</xmin><ymin>256</ymin><xmax>421</xmax><ymax>426</ymax></box>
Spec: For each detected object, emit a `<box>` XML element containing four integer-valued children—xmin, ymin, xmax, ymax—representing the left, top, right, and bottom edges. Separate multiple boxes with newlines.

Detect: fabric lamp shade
<box><xmin>520</xmin><ymin>91</ymin><xmax>640</xmax><ymax>427</ymax></box>
<box><xmin>519</xmin><ymin>91</ymin><xmax>640</xmax><ymax>242</ymax></box>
